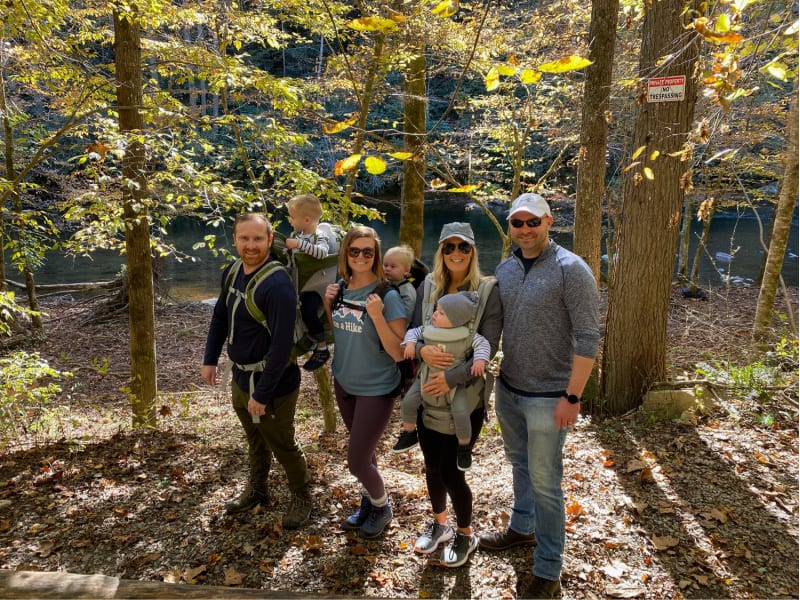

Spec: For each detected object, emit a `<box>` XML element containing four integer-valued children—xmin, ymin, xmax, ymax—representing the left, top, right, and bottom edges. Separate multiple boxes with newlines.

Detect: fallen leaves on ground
<box><xmin>0</xmin><ymin>290</ymin><xmax>797</xmax><ymax>598</ymax></box>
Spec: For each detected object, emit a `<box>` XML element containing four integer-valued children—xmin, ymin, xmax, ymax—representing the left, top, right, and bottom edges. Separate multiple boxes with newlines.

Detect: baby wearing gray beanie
<box><xmin>437</xmin><ymin>291</ymin><xmax>479</xmax><ymax>328</ymax></box>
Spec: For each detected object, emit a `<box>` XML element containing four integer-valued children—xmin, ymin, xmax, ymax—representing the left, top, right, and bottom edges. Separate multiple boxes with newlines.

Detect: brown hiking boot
<box><xmin>478</xmin><ymin>527</ymin><xmax>536</xmax><ymax>550</ymax></box>
<box><xmin>282</xmin><ymin>490</ymin><xmax>313</xmax><ymax>529</ymax></box>
<box><xmin>224</xmin><ymin>484</ymin><xmax>268</xmax><ymax>515</ymax></box>
<box><xmin>518</xmin><ymin>575</ymin><xmax>562</xmax><ymax>598</ymax></box>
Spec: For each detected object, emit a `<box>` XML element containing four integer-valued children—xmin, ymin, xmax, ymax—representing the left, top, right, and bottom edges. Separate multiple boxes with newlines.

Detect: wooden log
<box><xmin>6</xmin><ymin>278</ymin><xmax>120</xmax><ymax>292</ymax></box>
<box><xmin>0</xmin><ymin>570</ymin><xmax>348</xmax><ymax>599</ymax></box>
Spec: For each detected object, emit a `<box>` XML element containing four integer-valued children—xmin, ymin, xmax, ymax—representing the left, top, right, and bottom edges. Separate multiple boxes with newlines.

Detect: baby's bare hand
<box><xmin>471</xmin><ymin>359</ymin><xmax>487</xmax><ymax>377</ymax></box>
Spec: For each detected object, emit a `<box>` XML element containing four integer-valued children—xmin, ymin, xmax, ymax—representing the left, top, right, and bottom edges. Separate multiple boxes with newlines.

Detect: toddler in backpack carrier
<box><xmin>391</xmin><ymin>291</ymin><xmax>490</xmax><ymax>472</ymax></box>
<box><xmin>283</xmin><ymin>194</ymin><xmax>342</xmax><ymax>372</ymax></box>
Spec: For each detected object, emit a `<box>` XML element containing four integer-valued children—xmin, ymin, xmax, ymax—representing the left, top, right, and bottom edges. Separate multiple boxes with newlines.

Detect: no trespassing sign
<box><xmin>647</xmin><ymin>76</ymin><xmax>686</xmax><ymax>103</ymax></box>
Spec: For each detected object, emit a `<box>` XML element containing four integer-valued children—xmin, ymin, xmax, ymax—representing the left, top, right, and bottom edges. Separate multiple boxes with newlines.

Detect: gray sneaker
<box><xmin>441</xmin><ymin>531</ymin><xmax>478</xmax><ymax>567</ymax></box>
<box><xmin>282</xmin><ymin>490</ymin><xmax>312</xmax><ymax>529</ymax></box>
<box><xmin>414</xmin><ymin>521</ymin><xmax>454</xmax><ymax>554</ymax></box>
<box><xmin>360</xmin><ymin>498</ymin><xmax>392</xmax><ymax>539</ymax></box>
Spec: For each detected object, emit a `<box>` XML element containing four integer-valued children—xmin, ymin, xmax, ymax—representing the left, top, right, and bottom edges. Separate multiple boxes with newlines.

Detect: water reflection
<box><xmin>8</xmin><ymin>202</ymin><xmax>798</xmax><ymax>301</ymax></box>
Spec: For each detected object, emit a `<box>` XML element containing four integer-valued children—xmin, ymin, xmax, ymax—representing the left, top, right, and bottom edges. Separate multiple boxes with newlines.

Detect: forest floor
<box><xmin>0</xmin><ymin>286</ymin><xmax>797</xmax><ymax>599</ymax></box>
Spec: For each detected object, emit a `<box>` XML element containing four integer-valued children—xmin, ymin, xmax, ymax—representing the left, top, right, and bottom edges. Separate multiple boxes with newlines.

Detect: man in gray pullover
<box><xmin>480</xmin><ymin>193</ymin><xmax>600</xmax><ymax>599</ymax></box>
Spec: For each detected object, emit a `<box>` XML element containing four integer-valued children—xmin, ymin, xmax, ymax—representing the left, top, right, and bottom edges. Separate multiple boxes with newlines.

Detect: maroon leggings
<box><xmin>334</xmin><ymin>378</ymin><xmax>396</xmax><ymax>500</ymax></box>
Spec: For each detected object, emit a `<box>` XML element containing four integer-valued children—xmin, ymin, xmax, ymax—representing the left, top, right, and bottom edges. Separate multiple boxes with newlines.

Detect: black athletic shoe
<box><xmin>303</xmin><ymin>346</ymin><xmax>330</xmax><ymax>371</ymax></box>
<box><xmin>392</xmin><ymin>429</ymin><xmax>419</xmax><ymax>453</ymax></box>
<box><xmin>457</xmin><ymin>444</ymin><xmax>472</xmax><ymax>471</ymax></box>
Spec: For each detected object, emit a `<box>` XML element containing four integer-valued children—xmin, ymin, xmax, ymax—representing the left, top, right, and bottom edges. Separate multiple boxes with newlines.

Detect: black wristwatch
<box><xmin>565</xmin><ymin>393</ymin><xmax>581</xmax><ymax>405</ymax></box>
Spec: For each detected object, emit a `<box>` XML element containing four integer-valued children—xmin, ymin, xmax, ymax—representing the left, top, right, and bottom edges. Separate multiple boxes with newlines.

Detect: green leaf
<box><xmin>537</xmin><ymin>55</ymin><xmax>593</xmax><ymax>73</ymax></box>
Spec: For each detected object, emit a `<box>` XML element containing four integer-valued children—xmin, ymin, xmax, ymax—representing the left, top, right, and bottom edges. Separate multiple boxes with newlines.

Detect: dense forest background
<box><xmin>0</xmin><ymin>1</ymin><xmax>797</xmax><ymax>435</ymax></box>
<box><xmin>0</xmin><ymin>2</ymin><xmax>798</xmax><ymax>597</ymax></box>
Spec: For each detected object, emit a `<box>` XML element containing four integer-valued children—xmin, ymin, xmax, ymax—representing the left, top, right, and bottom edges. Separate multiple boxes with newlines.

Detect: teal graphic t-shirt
<box><xmin>331</xmin><ymin>282</ymin><xmax>405</xmax><ymax>396</ymax></box>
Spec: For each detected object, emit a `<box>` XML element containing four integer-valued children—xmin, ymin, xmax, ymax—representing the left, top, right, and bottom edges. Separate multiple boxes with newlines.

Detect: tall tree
<box><xmin>114</xmin><ymin>6</ymin><xmax>157</xmax><ymax>428</ymax></box>
<box><xmin>398</xmin><ymin>3</ymin><xmax>427</xmax><ymax>256</ymax></box>
<box><xmin>601</xmin><ymin>0</ymin><xmax>701</xmax><ymax>413</ymax></box>
<box><xmin>752</xmin><ymin>80</ymin><xmax>798</xmax><ymax>347</ymax></box>
<box><xmin>574</xmin><ymin>0</ymin><xmax>619</xmax><ymax>282</ymax></box>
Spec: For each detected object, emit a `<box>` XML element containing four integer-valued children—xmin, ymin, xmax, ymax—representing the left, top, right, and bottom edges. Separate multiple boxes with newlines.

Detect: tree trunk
<box><xmin>399</xmin><ymin>29</ymin><xmax>426</xmax><ymax>257</ymax></box>
<box><xmin>313</xmin><ymin>367</ymin><xmax>337</xmax><ymax>433</ymax></box>
<box><xmin>752</xmin><ymin>81</ymin><xmax>798</xmax><ymax>347</ymax></box>
<box><xmin>114</xmin><ymin>8</ymin><xmax>158</xmax><ymax>428</ymax></box>
<box><xmin>0</xmin><ymin>66</ymin><xmax>10</xmax><ymax>293</ymax></box>
<box><xmin>601</xmin><ymin>0</ymin><xmax>700</xmax><ymax>414</ymax></box>
<box><xmin>574</xmin><ymin>0</ymin><xmax>619</xmax><ymax>282</ymax></box>
<box><xmin>677</xmin><ymin>198</ymin><xmax>692</xmax><ymax>281</ymax></box>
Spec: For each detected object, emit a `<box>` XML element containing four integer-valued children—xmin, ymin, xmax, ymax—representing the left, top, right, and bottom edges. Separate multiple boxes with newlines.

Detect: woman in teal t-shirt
<box><xmin>323</xmin><ymin>226</ymin><xmax>406</xmax><ymax>539</ymax></box>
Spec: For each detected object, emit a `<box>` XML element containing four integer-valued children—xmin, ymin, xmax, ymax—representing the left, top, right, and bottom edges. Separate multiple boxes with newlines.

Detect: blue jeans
<box><xmin>495</xmin><ymin>380</ymin><xmax>567</xmax><ymax>581</ymax></box>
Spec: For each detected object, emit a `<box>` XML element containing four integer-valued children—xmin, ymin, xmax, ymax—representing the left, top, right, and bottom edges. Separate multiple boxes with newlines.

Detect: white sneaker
<box><xmin>414</xmin><ymin>521</ymin><xmax>454</xmax><ymax>554</ymax></box>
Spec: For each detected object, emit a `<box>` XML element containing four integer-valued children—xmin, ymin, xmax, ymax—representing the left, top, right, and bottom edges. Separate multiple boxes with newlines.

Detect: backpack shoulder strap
<box><xmin>467</xmin><ymin>276</ymin><xmax>497</xmax><ymax>335</ymax></box>
<box><xmin>421</xmin><ymin>275</ymin><xmax>436</xmax><ymax>325</ymax></box>
<box><xmin>224</xmin><ymin>258</ymin><xmax>244</xmax><ymax>297</ymax></box>
<box><xmin>243</xmin><ymin>260</ymin><xmax>289</xmax><ymax>332</ymax></box>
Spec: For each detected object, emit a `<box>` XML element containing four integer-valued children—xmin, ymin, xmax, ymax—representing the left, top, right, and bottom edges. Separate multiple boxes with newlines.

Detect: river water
<box><xmin>11</xmin><ymin>201</ymin><xmax>799</xmax><ymax>301</ymax></box>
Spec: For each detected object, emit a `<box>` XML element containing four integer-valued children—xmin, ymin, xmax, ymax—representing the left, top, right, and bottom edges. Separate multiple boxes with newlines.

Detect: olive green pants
<box><xmin>231</xmin><ymin>381</ymin><xmax>310</xmax><ymax>494</ymax></box>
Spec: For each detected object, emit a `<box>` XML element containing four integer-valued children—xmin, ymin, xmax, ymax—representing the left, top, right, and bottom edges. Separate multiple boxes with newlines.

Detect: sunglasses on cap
<box><xmin>442</xmin><ymin>241</ymin><xmax>473</xmax><ymax>255</ymax></box>
<box><xmin>348</xmin><ymin>246</ymin><xmax>375</xmax><ymax>259</ymax></box>
<box><xmin>510</xmin><ymin>217</ymin><xmax>544</xmax><ymax>229</ymax></box>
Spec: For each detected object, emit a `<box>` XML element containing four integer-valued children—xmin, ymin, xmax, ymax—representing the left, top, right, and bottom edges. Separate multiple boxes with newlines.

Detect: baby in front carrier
<box><xmin>392</xmin><ymin>291</ymin><xmax>490</xmax><ymax>471</ymax></box>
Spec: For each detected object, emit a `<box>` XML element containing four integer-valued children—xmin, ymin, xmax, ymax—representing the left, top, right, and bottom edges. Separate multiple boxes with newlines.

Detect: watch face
<box><xmin>567</xmin><ymin>394</ymin><xmax>580</xmax><ymax>404</ymax></box>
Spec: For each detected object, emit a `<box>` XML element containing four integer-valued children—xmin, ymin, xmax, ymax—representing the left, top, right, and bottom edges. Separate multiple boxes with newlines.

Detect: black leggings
<box><xmin>417</xmin><ymin>406</ymin><xmax>485</xmax><ymax>529</ymax></box>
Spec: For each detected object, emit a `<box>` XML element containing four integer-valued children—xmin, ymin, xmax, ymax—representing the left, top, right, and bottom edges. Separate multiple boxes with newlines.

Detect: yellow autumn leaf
<box><xmin>333</xmin><ymin>154</ymin><xmax>361</xmax><ymax>176</ymax></box>
<box><xmin>322</xmin><ymin>115</ymin><xmax>358</xmax><ymax>134</ymax></box>
<box><xmin>364</xmin><ymin>156</ymin><xmax>387</xmax><ymax>175</ymax></box>
<box><xmin>389</xmin><ymin>151</ymin><xmax>413</xmax><ymax>160</ymax></box>
<box><xmin>631</xmin><ymin>145</ymin><xmax>646</xmax><ymax>160</ymax></box>
<box><xmin>520</xmin><ymin>69</ymin><xmax>542</xmax><ymax>84</ymax></box>
<box><xmin>347</xmin><ymin>17</ymin><xmax>398</xmax><ymax>32</ymax></box>
<box><xmin>643</xmin><ymin>167</ymin><xmax>655</xmax><ymax>180</ymax></box>
<box><xmin>508</xmin><ymin>54</ymin><xmax>520</xmax><ymax>66</ymax></box>
<box><xmin>650</xmin><ymin>150</ymin><xmax>660</xmax><ymax>161</ymax></box>
<box><xmin>715</xmin><ymin>13</ymin><xmax>731</xmax><ymax>33</ymax></box>
<box><xmin>431</xmin><ymin>0</ymin><xmax>458</xmax><ymax>18</ymax></box>
<box><xmin>430</xmin><ymin>178</ymin><xmax>448</xmax><ymax>189</ymax></box>
<box><xmin>537</xmin><ymin>55</ymin><xmax>593</xmax><ymax>73</ymax></box>
<box><xmin>766</xmin><ymin>62</ymin><xmax>788</xmax><ymax>81</ymax></box>
<box><xmin>484</xmin><ymin>67</ymin><xmax>500</xmax><ymax>91</ymax></box>
<box><xmin>622</xmin><ymin>161</ymin><xmax>640</xmax><ymax>173</ymax></box>
<box><xmin>448</xmin><ymin>184</ymin><xmax>480</xmax><ymax>193</ymax></box>
<box><xmin>497</xmin><ymin>64</ymin><xmax>516</xmax><ymax>76</ymax></box>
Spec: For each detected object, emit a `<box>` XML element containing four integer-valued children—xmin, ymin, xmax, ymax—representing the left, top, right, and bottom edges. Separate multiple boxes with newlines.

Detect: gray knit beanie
<box><xmin>437</xmin><ymin>291</ymin><xmax>479</xmax><ymax>328</ymax></box>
